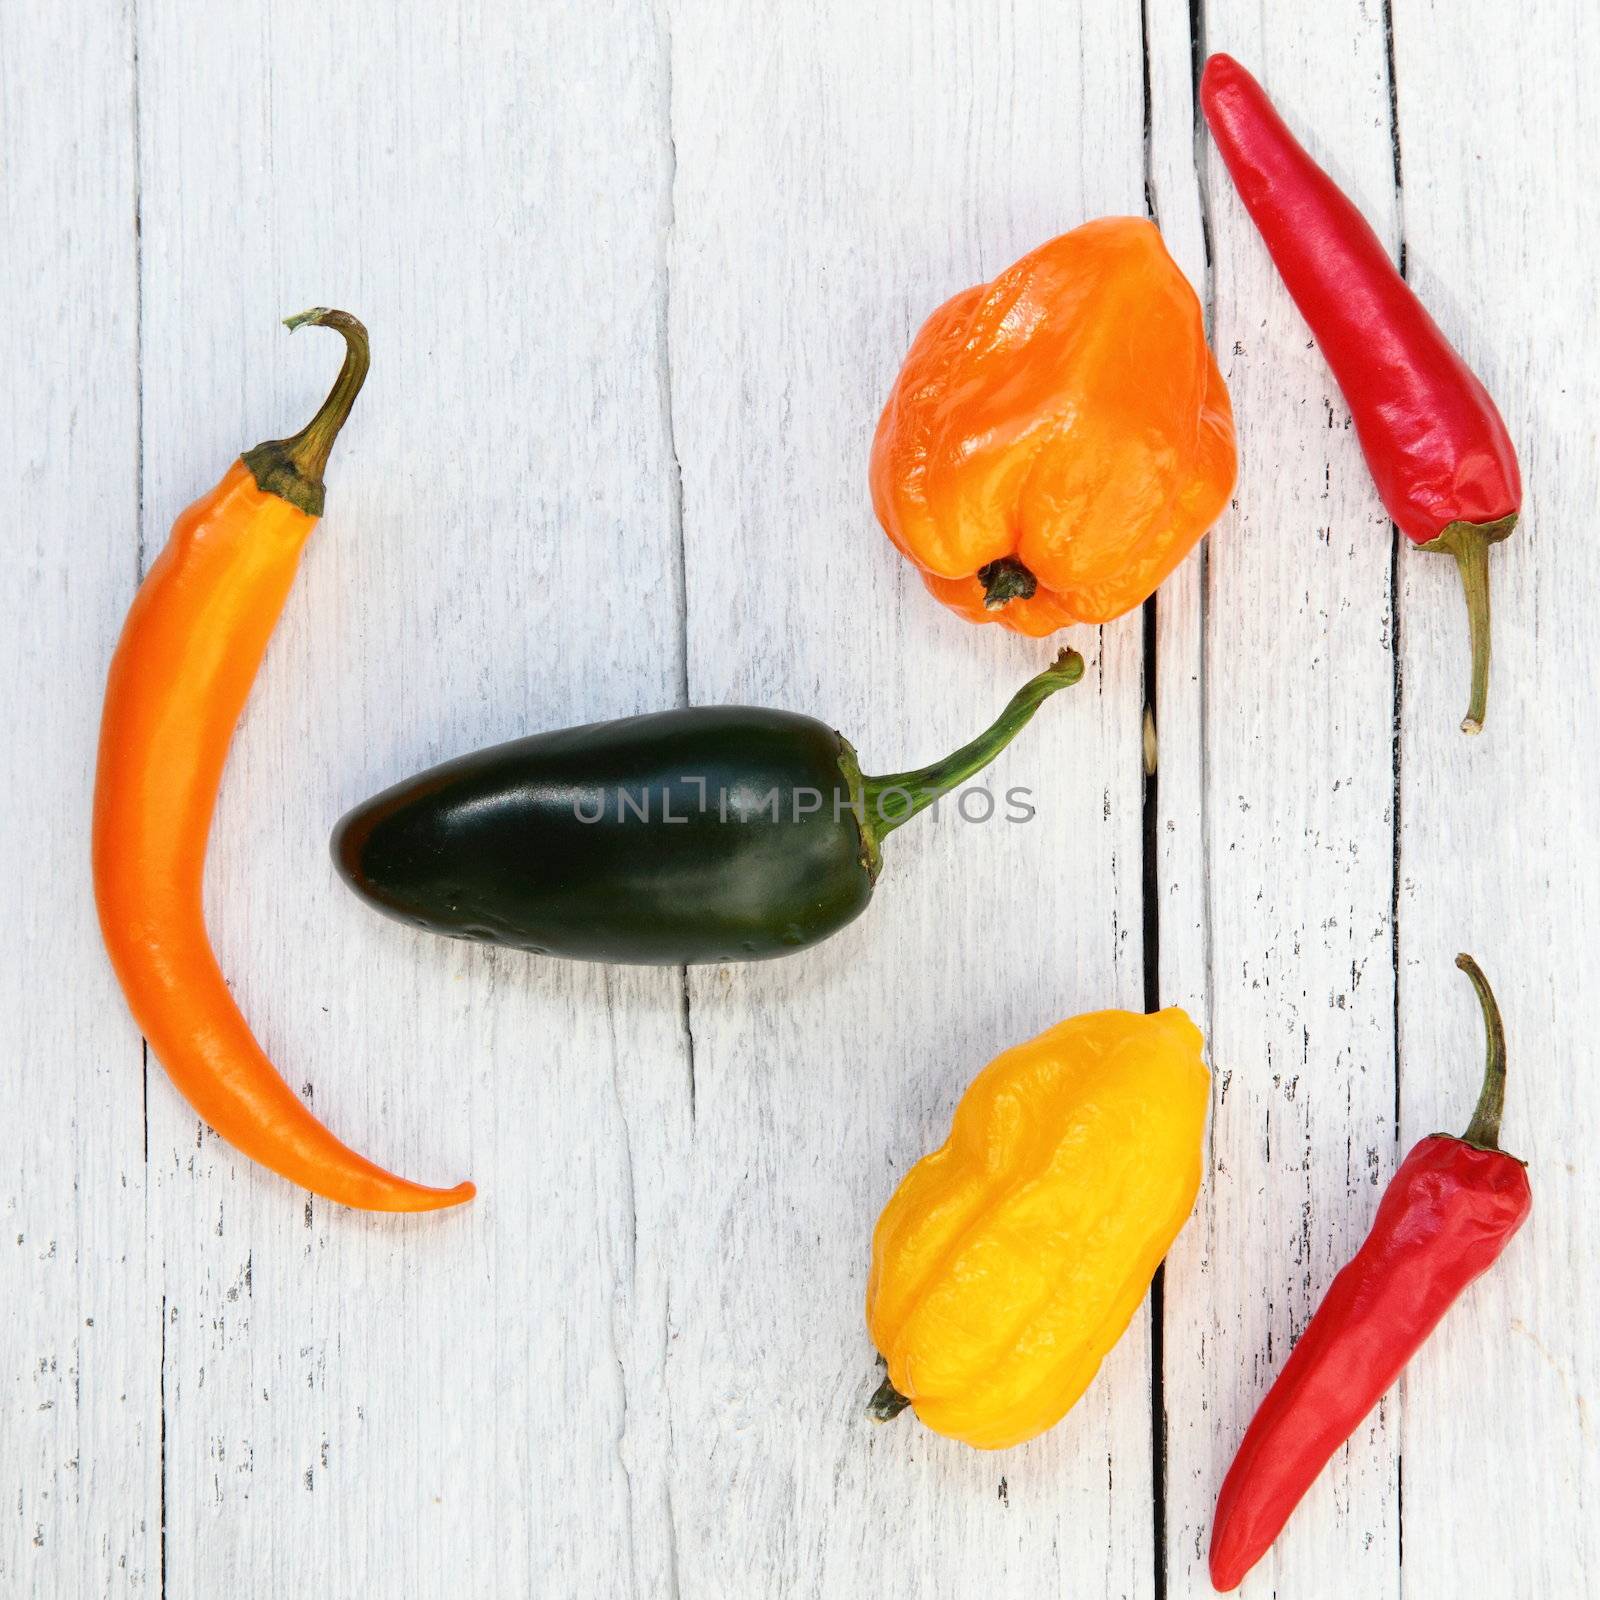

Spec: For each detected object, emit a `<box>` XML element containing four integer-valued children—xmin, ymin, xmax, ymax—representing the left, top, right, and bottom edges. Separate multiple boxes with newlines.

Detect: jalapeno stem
<box><xmin>242</xmin><ymin>308</ymin><xmax>370</xmax><ymax>517</ymax></box>
<box><xmin>859</xmin><ymin>648</ymin><xmax>1084</xmax><ymax>844</ymax></box>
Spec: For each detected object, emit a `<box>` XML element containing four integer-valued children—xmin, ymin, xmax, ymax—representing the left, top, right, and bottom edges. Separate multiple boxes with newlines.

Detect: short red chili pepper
<box><xmin>1208</xmin><ymin>954</ymin><xmax>1531</xmax><ymax>1591</ymax></box>
<box><xmin>1201</xmin><ymin>54</ymin><xmax>1522</xmax><ymax>734</ymax></box>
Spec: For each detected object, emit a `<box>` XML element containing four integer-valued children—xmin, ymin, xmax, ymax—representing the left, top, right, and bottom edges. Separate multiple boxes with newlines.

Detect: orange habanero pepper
<box><xmin>93</xmin><ymin>310</ymin><xmax>473</xmax><ymax>1212</ymax></box>
<box><xmin>870</xmin><ymin>217</ymin><xmax>1236</xmax><ymax>636</ymax></box>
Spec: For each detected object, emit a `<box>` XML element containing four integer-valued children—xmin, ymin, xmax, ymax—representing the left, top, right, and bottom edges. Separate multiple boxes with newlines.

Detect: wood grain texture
<box><xmin>1390</xmin><ymin>2</ymin><xmax>1599</xmax><ymax>1594</ymax></box>
<box><xmin>1142</xmin><ymin>0</ymin><xmax>1217</xmax><ymax>1589</ymax></box>
<box><xmin>664</xmin><ymin>3</ymin><xmax>1153</xmax><ymax>1593</ymax></box>
<box><xmin>0</xmin><ymin>4</ymin><xmax>156</xmax><ymax>1595</ymax></box>
<box><xmin>1157</xmin><ymin>4</ymin><xmax>1406</xmax><ymax>1596</ymax></box>
<box><xmin>3</xmin><ymin>1</ymin><xmax>1597</xmax><ymax>1596</ymax></box>
<box><xmin>134</xmin><ymin>2</ymin><xmax>689</xmax><ymax>1596</ymax></box>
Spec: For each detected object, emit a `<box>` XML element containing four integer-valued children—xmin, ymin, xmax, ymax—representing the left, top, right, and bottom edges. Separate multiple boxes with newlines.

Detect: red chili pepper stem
<box><xmin>1420</xmin><ymin>515</ymin><xmax>1518</xmax><ymax>735</ymax></box>
<box><xmin>1449</xmin><ymin>952</ymin><xmax>1519</xmax><ymax>1158</ymax></box>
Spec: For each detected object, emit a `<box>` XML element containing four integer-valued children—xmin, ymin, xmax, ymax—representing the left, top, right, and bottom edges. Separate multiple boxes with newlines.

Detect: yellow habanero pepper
<box><xmin>865</xmin><ymin>1007</ymin><xmax>1208</xmax><ymax>1450</ymax></box>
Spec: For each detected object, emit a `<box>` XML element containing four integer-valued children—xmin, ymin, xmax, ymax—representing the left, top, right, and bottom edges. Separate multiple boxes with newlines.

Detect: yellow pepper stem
<box><xmin>868</xmin><ymin>1375</ymin><xmax>911</xmax><ymax>1423</ymax></box>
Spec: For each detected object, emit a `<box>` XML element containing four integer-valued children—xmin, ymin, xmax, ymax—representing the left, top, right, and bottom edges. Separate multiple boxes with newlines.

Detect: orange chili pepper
<box><xmin>870</xmin><ymin>217</ymin><xmax>1236</xmax><ymax>635</ymax></box>
<box><xmin>92</xmin><ymin>310</ymin><xmax>473</xmax><ymax>1212</ymax></box>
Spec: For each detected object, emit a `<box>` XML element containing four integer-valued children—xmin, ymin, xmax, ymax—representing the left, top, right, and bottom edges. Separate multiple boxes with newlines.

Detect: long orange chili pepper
<box><xmin>93</xmin><ymin>310</ymin><xmax>473</xmax><ymax>1212</ymax></box>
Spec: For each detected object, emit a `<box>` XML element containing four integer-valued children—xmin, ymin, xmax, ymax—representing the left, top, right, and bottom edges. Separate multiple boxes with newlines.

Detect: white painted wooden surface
<box><xmin>2</xmin><ymin>2</ymin><xmax>1593</xmax><ymax>1596</ymax></box>
<box><xmin>1162</xmin><ymin>7</ymin><xmax>1405</xmax><ymax>1596</ymax></box>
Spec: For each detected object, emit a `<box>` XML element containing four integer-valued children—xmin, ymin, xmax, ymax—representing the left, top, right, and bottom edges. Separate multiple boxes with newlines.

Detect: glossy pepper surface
<box><xmin>1201</xmin><ymin>55</ymin><xmax>1522</xmax><ymax>733</ymax></box>
<box><xmin>93</xmin><ymin>312</ymin><xmax>473</xmax><ymax>1213</ymax></box>
<box><xmin>334</xmin><ymin>651</ymin><xmax>1083</xmax><ymax>966</ymax></box>
<box><xmin>1209</xmin><ymin>956</ymin><xmax>1531</xmax><ymax>1590</ymax></box>
<box><xmin>866</xmin><ymin>1007</ymin><xmax>1208</xmax><ymax>1449</ymax></box>
<box><xmin>869</xmin><ymin>217</ymin><xmax>1236</xmax><ymax>636</ymax></box>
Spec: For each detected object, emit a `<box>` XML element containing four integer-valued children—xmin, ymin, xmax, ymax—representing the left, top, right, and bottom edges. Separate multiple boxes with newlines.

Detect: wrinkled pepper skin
<box><xmin>870</xmin><ymin>218</ymin><xmax>1236</xmax><ymax>636</ymax></box>
<box><xmin>334</xmin><ymin>651</ymin><xmax>1084</xmax><ymax>967</ymax></box>
<box><xmin>866</xmin><ymin>1007</ymin><xmax>1209</xmax><ymax>1449</ymax></box>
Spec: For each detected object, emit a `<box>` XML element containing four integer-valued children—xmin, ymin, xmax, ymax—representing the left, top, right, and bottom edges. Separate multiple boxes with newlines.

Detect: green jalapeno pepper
<box><xmin>332</xmin><ymin>650</ymin><xmax>1082</xmax><ymax>966</ymax></box>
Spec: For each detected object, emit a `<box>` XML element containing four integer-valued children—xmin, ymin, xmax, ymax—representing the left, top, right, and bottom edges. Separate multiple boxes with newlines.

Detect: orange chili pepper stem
<box><xmin>1453</xmin><ymin>952</ymin><xmax>1514</xmax><ymax>1155</ymax></box>
<box><xmin>241</xmin><ymin>308</ymin><xmax>370</xmax><ymax>517</ymax></box>
<box><xmin>868</xmin><ymin>1374</ymin><xmax>911</xmax><ymax>1423</ymax></box>
<box><xmin>858</xmin><ymin>647</ymin><xmax>1084</xmax><ymax>845</ymax></box>
<box><xmin>1419</xmin><ymin>515</ymin><xmax>1517</xmax><ymax>735</ymax></box>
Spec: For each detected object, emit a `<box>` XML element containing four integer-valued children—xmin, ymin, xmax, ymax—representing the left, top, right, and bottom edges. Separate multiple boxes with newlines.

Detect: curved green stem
<box><xmin>859</xmin><ymin>648</ymin><xmax>1084</xmax><ymax>849</ymax></box>
<box><xmin>1420</xmin><ymin>515</ymin><xmax>1516</xmax><ymax>735</ymax></box>
<box><xmin>867</xmin><ymin>1375</ymin><xmax>912</xmax><ymax>1422</ymax></box>
<box><xmin>1455</xmin><ymin>953</ymin><xmax>1508</xmax><ymax>1151</ymax></box>
<box><xmin>242</xmin><ymin>308</ymin><xmax>370</xmax><ymax>517</ymax></box>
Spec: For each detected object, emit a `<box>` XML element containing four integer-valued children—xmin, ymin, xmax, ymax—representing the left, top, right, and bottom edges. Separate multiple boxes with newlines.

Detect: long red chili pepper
<box><xmin>1201</xmin><ymin>54</ymin><xmax>1521</xmax><ymax>734</ymax></box>
<box><xmin>1208</xmin><ymin>955</ymin><xmax>1531</xmax><ymax>1590</ymax></box>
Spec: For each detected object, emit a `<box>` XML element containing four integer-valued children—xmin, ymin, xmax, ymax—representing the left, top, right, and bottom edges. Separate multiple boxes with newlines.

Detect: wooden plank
<box><xmin>1154</xmin><ymin>5</ymin><xmax>1406</xmax><ymax>1595</ymax></box>
<box><xmin>134</xmin><ymin>2</ymin><xmax>691</xmax><ymax>1594</ymax></box>
<box><xmin>6</xmin><ymin>1</ymin><xmax>1592</xmax><ymax>1595</ymax></box>
<box><xmin>1141</xmin><ymin>0</ymin><xmax>1217</xmax><ymax>1591</ymax></box>
<box><xmin>663</xmin><ymin>2</ymin><xmax>1153</xmax><ymax>1594</ymax></box>
<box><xmin>0</xmin><ymin>5</ymin><xmax>155</xmax><ymax>1596</ymax></box>
<box><xmin>1389</xmin><ymin>2</ymin><xmax>1600</xmax><ymax>1594</ymax></box>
